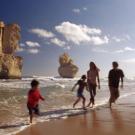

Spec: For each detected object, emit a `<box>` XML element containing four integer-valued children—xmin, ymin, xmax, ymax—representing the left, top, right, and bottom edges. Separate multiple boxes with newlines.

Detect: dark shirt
<box><xmin>77</xmin><ymin>80</ymin><xmax>87</xmax><ymax>94</ymax></box>
<box><xmin>108</xmin><ymin>69</ymin><xmax>124</xmax><ymax>88</ymax></box>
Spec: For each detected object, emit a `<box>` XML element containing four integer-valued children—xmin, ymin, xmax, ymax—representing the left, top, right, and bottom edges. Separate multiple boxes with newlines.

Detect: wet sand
<box><xmin>16</xmin><ymin>95</ymin><xmax>135</xmax><ymax>135</ymax></box>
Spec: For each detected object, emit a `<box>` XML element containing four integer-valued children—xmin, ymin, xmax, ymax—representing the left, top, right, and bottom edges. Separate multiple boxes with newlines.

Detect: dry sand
<box><xmin>16</xmin><ymin>95</ymin><xmax>135</xmax><ymax>135</ymax></box>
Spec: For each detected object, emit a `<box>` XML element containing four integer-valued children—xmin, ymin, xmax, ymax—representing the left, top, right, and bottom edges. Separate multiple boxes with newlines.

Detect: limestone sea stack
<box><xmin>0</xmin><ymin>21</ymin><xmax>23</xmax><ymax>79</ymax></box>
<box><xmin>58</xmin><ymin>53</ymin><xmax>79</xmax><ymax>78</ymax></box>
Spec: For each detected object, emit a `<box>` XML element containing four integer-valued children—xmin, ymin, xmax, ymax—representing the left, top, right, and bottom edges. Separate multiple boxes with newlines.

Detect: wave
<box><xmin>0</xmin><ymin>76</ymin><xmax>79</xmax><ymax>89</ymax></box>
<box><xmin>0</xmin><ymin>76</ymin><xmax>135</xmax><ymax>135</ymax></box>
<box><xmin>0</xmin><ymin>76</ymin><xmax>135</xmax><ymax>89</ymax></box>
<box><xmin>1</xmin><ymin>91</ymin><xmax>135</xmax><ymax>135</ymax></box>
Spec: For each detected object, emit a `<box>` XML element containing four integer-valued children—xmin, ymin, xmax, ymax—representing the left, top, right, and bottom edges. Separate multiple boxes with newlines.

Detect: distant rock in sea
<box><xmin>58</xmin><ymin>53</ymin><xmax>78</xmax><ymax>78</ymax></box>
<box><xmin>0</xmin><ymin>21</ymin><xmax>23</xmax><ymax>79</ymax></box>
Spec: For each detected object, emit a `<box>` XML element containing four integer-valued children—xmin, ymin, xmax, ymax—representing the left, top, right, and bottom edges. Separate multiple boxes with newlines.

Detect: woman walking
<box><xmin>87</xmin><ymin>62</ymin><xmax>100</xmax><ymax>108</ymax></box>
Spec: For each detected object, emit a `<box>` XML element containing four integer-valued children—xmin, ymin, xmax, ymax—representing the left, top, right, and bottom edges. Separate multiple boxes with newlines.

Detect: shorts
<box><xmin>77</xmin><ymin>92</ymin><xmax>84</xmax><ymax>97</ymax></box>
<box><xmin>27</xmin><ymin>104</ymin><xmax>40</xmax><ymax>115</ymax></box>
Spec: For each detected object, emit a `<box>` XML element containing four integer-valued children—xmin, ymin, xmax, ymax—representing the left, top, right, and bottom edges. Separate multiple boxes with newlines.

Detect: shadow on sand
<box><xmin>0</xmin><ymin>107</ymin><xmax>87</xmax><ymax>129</ymax></box>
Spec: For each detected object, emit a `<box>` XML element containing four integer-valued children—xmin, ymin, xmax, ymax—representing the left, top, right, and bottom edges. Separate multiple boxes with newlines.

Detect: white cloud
<box><xmin>83</xmin><ymin>7</ymin><xmax>87</xmax><ymax>11</ymax></box>
<box><xmin>26</xmin><ymin>41</ymin><xmax>40</xmax><ymax>47</ymax></box>
<box><xmin>125</xmin><ymin>34</ymin><xmax>131</xmax><ymax>40</ymax></box>
<box><xmin>112</xmin><ymin>37</ymin><xmax>121</xmax><ymax>42</ymax></box>
<box><xmin>123</xmin><ymin>34</ymin><xmax>131</xmax><ymax>41</ymax></box>
<box><xmin>30</xmin><ymin>28</ymin><xmax>55</xmax><ymax>38</ymax></box>
<box><xmin>112</xmin><ymin>35</ymin><xmax>131</xmax><ymax>43</ymax></box>
<box><xmin>114</xmin><ymin>47</ymin><xmax>135</xmax><ymax>53</ymax></box>
<box><xmin>122</xmin><ymin>58</ymin><xmax>135</xmax><ymax>63</ymax></box>
<box><xmin>114</xmin><ymin>50</ymin><xmax>124</xmax><ymax>53</ymax></box>
<box><xmin>55</xmin><ymin>21</ymin><xmax>108</xmax><ymax>45</ymax></box>
<box><xmin>92</xmin><ymin>46</ymin><xmax>135</xmax><ymax>54</ymax></box>
<box><xmin>72</xmin><ymin>8</ymin><xmax>80</xmax><ymax>13</ymax></box>
<box><xmin>124</xmin><ymin>47</ymin><xmax>135</xmax><ymax>51</ymax></box>
<box><xmin>64</xmin><ymin>46</ymin><xmax>71</xmax><ymax>50</ymax></box>
<box><xmin>80</xmin><ymin>25</ymin><xmax>101</xmax><ymax>35</ymax></box>
<box><xmin>92</xmin><ymin>48</ymin><xmax>108</xmax><ymax>53</ymax></box>
<box><xmin>55</xmin><ymin>22</ymin><xmax>90</xmax><ymax>44</ymax></box>
<box><xmin>20</xmin><ymin>43</ymin><xmax>25</xmax><ymax>47</ymax></box>
<box><xmin>50</xmin><ymin>38</ymin><xmax>66</xmax><ymax>47</ymax></box>
<box><xmin>28</xmin><ymin>49</ymin><xmax>39</xmax><ymax>54</ymax></box>
<box><xmin>91</xmin><ymin>36</ymin><xmax>109</xmax><ymax>45</ymax></box>
<box><xmin>72</xmin><ymin>7</ymin><xmax>88</xmax><ymax>14</ymax></box>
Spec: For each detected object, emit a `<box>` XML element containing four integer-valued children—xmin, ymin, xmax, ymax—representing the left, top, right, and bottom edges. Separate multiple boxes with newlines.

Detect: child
<box><xmin>27</xmin><ymin>79</ymin><xmax>45</xmax><ymax>123</ymax></box>
<box><xmin>72</xmin><ymin>75</ymin><xmax>88</xmax><ymax>109</ymax></box>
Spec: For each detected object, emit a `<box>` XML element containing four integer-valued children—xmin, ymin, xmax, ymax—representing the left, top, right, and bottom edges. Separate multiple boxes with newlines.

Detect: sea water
<box><xmin>0</xmin><ymin>76</ymin><xmax>135</xmax><ymax>135</ymax></box>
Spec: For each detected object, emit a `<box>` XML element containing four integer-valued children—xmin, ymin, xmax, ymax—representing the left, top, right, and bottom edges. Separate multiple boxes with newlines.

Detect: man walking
<box><xmin>108</xmin><ymin>61</ymin><xmax>124</xmax><ymax>108</ymax></box>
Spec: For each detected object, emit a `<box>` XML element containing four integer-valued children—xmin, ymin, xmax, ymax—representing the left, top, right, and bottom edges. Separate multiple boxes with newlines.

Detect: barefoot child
<box><xmin>27</xmin><ymin>79</ymin><xmax>45</xmax><ymax>123</ymax></box>
<box><xmin>72</xmin><ymin>75</ymin><xmax>88</xmax><ymax>109</ymax></box>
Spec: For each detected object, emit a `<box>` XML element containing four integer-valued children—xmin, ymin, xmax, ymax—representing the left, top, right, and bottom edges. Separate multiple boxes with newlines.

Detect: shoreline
<box><xmin>16</xmin><ymin>94</ymin><xmax>135</xmax><ymax>135</ymax></box>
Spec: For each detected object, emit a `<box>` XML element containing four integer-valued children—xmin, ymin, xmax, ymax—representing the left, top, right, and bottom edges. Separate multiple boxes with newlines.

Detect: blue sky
<box><xmin>1</xmin><ymin>0</ymin><xmax>135</xmax><ymax>78</ymax></box>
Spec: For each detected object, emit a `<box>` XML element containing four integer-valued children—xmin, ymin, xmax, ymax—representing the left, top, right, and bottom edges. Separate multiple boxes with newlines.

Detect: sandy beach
<box><xmin>16</xmin><ymin>94</ymin><xmax>135</xmax><ymax>135</ymax></box>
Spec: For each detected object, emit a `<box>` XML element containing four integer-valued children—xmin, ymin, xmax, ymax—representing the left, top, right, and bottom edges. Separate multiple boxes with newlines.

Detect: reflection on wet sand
<box><xmin>16</xmin><ymin>100</ymin><xmax>135</xmax><ymax>135</ymax></box>
<box><xmin>91</xmin><ymin>110</ymin><xmax>101</xmax><ymax>129</ymax></box>
<box><xmin>80</xmin><ymin>107</ymin><xmax>125</xmax><ymax>134</ymax></box>
<box><xmin>110</xmin><ymin>108</ymin><xmax>124</xmax><ymax>131</ymax></box>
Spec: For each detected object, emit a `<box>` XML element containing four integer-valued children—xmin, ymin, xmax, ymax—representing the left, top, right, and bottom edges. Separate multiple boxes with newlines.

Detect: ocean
<box><xmin>0</xmin><ymin>76</ymin><xmax>135</xmax><ymax>135</ymax></box>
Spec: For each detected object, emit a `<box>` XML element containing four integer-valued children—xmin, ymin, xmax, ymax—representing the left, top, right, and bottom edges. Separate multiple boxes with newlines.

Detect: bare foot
<box><xmin>87</xmin><ymin>102</ymin><xmax>92</xmax><ymax>107</ymax></box>
<box><xmin>83</xmin><ymin>107</ymin><xmax>87</xmax><ymax>110</ymax></box>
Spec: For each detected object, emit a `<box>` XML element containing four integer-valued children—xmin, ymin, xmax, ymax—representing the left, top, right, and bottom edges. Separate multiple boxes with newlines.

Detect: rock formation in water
<box><xmin>58</xmin><ymin>53</ymin><xmax>79</xmax><ymax>78</ymax></box>
<box><xmin>0</xmin><ymin>21</ymin><xmax>23</xmax><ymax>79</ymax></box>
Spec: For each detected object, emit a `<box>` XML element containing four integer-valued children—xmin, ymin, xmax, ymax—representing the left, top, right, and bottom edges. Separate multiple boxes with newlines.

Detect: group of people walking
<box><xmin>72</xmin><ymin>61</ymin><xmax>124</xmax><ymax>109</ymax></box>
<box><xmin>26</xmin><ymin>61</ymin><xmax>124</xmax><ymax>123</ymax></box>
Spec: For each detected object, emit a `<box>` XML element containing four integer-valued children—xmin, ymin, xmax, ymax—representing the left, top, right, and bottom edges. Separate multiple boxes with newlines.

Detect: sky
<box><xmin>1</xmin><ymin>0</ymin><xmax>135</xmax><ymax>78</ymax></box>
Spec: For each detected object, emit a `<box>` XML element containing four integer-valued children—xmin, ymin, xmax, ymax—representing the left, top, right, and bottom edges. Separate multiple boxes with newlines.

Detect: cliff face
<box><xmin>58</xmin><ymin>53</ymin><xmax>78</xmax><ymax>78</ymax></box>
<box><xmin>0</xmin><ymin>22</ymin><xmax>23</xmax><ymax>79</ymax></box>
<box><xmin>2</xmin><ymin>24</ymin><xmax>21</xmax><ymax>54</ymax></box>
<box><xmin>0</xmin><ymin>54</ymin><xmax>22</xmax><ymax>79</ymax></box>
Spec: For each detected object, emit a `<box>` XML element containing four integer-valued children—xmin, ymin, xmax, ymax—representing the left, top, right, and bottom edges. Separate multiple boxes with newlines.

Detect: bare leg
<box><xmin>30</xmin><ymin>113</ymin><xmax>33</xmax><ymax>124</ymax></box>
<box><xmin>73</xmin><ymin>98</ymin><xmax>80</xmax><ymax>108</ymax></box>
<box><xmin>87</xmin><ymin>98</ymin><xmax>94</xmax><ymax>108</ymax></box>
<box><xmin>87</xmin><ymin>100</ymin><xmax>92</xmax><ymax>107</ymax></box>
<box><xmin>109</xmin><ymin>99</ymin><xmax>112</xmax><ymax>108</ymax></box>
<box><xmin>82</xmin><ymin>96</ymin><xmax>86</xmax><ymax>109</ymax></box>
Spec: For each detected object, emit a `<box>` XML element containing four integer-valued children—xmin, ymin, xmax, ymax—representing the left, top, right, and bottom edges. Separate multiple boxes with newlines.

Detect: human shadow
<box><xmin>40</xmin><ymin>107</ymin><xmax>87</xmax><ymax>118</ymax></box>
<box><xmin>0</xmin><ymin>107</ymin><xmax>87</xmax><ymax>130</ymax></box>
<box><xmin>0</xmin><ymin>123</ymin><xmax>29</xmax><ymax>129</ymax></box>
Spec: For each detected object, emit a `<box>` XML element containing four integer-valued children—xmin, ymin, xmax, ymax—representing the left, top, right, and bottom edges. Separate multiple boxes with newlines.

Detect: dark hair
<box><xmin>112</xmin><ymin>61</ymin><xmax>118</xmax><ymax>67</ymax></box>
<box><xmin>81</xmin><ymin>75</ymin><xmax>86</xmax><ymax>80</ymax></box>
<box><xmin>89</xmin><ymin>62</ymin><xmax>99</xmax><ymax>71</ymax></box>
<box><xmin>31</xmin><ymin>79</ymin><xmax>39</xmax><ymax>88</ymax></box>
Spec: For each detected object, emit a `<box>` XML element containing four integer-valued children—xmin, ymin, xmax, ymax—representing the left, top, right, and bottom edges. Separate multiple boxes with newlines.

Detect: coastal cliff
<box><xmin>58</xmin><ymin>53</ymin><xmax>78</xmax><ymax>78</ymax></box>
<box><xmin>0</xmin><ymin>21</ymin><xmax>23</xmax><ymax>79</ymax></box>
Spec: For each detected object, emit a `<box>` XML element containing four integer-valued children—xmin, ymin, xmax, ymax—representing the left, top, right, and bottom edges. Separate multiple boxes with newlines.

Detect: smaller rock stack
<box><xmin>58</xmin><ymin>53</ymin><xmax>79</xmax><ymax>78</ymax></box>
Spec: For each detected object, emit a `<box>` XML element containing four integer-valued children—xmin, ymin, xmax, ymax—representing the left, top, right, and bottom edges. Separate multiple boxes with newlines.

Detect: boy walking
<box><xmin>108</xmin><ymin>62</ymin><xmax>124</xmax><ymax>108</ymax></box>
<box><xmin>27</xmin><ymin>79</ymin><xmax>45</xmax><ymax>123</ymax></box>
